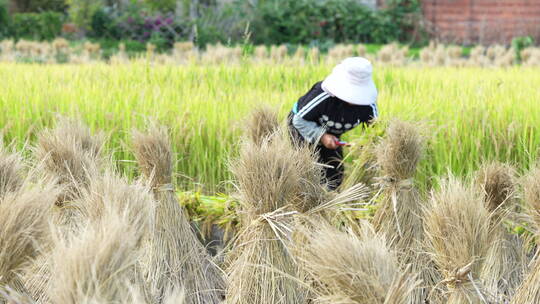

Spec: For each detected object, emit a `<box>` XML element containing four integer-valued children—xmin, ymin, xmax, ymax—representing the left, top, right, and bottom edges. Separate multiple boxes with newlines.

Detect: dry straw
<box><xmin>424</xmin><ymin>176</ymin><xmax>492</xmax><ymax>303</ymax></box>
<box><xmin>227</xmin><ymin>128</ymin><xmax>367</xmax><ymax>304</ymax></box>
<box><xmin>23</xmin><ymin>119</ymin><xmax>105</xmax><ymax>303</ymax></box>
<box><xmin>371</xmin><ymin>120</ymin><xmax>434</xmax><ymax>303</ymax></box>
<box><xmin>244</xmin><ymin>106</ymin><xmax>280</xmax><ymax>145</ymax></box>
<box><xmin>0</xmin><ymin>180</ymin><xmax>59</xmax><ymax>298</ymax></box>
<box><xmin>226</xmin><ymin>134</ymin><xmax>315</xmax><ymax>304</ymax></box>
<box><xmin>511</xmin><ymin>166</ymin><xmax>540</xmax><ymax>304</ymax></box>
<box><xmin>132</xmin><ymin>123</ymin><xmax>223</xmax><ymax>304</ymax></box>
<box><xmin>476</xmin><ymin>162</ymin><xmax>525</xmax><ymax>301</ymax></box>
<box><xmin>46</xmin><ymin>205</ymin><xmax>148</xmax><ymax>304</ymax></box>
<box><xmin>298</xmin><ymin>220</ymin><xmax>419</xmax><ymax>304</ymax></box>
<box><xmin>0</xmin><ymin>148</ymin><xmax>24</xmax><ymax>197</ymax></box>
<box><xmin>33</xmin><ymin>118</ymin><xmax>104</xmax><ymax>205</ymax></box>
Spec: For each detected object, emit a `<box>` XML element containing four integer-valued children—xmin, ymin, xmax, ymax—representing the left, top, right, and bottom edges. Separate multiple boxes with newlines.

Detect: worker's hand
<box><xmin>320</xmin><ymin>133</ymin><xmax>339</xmax><ymax>150</ymax></box>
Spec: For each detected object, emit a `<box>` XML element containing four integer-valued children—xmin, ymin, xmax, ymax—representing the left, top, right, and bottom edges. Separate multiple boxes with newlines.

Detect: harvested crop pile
<box><xmin>298</xmin><ymin>220</ymin><xmax>419</xmax><ymax>304</ymax></box>
<box><xmin>476</xmin><ymin>162</ymin><xmax>525</xmax><ymax>301</ymax></box>
<box><xmin>371</xmin><ymin>120</ymin><xmax>435</xmax><ymax>302</ymax></box>
<box><xmin>226</xmin><ymin>134</ymin><xmax>312</xmax><ymax>304</ymax></box>
<box><xmin>133</xmin><ymin>123</ymin><xmax>224</xmax><ymax>304</ymax></box>
<box><xmin>245</xmin><ymin>106</ymin><xmax>280</xmax><ymax>145</ymax></box>
<box><xmin>424</xmin><ymin>177</ymin><xmax>492</xmax><ymax>303</ymax></box>
<box><xmin>511</xmin><ymin>166</ymin><xmax>540</xmax><ymax>304</ymax></box>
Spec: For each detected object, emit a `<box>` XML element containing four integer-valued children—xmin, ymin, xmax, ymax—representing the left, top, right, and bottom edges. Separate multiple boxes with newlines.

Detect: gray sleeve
<box><xmin>292</xmin><ymin>114</ymin><xmax>326</xmax><ymax>144</ymax></box>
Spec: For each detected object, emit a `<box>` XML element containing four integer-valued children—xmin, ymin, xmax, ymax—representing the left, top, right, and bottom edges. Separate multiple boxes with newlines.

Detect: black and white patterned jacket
<box><xmin>290</xmin><ymin>81</ymin><xmax>378</xmax><ymax>143</ymax></box>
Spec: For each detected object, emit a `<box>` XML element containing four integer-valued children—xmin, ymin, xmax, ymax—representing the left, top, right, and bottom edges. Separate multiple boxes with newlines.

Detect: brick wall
<box><xmin>422</xmin><ymin>0</ymin><xmax>540</xmax><ymax>45</ymax></box>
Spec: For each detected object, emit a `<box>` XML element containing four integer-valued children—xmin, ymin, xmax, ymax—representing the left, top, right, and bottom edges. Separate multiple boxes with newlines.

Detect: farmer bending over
<box><xmin>288</xmin><ymin>57</ymin><xmax>378</xmax><ymax>190</ymax></box>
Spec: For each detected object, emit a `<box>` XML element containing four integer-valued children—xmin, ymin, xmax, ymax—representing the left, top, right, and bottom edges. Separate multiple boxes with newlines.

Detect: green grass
<box><xmin>0</xmin><ymin>62</ymin><xmax>539</xmax><ymax>193</ymax></box>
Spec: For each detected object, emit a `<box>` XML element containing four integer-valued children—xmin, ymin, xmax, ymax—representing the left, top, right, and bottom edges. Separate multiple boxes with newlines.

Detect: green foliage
<box><xmin>90</xmin><ymin>7</ymin><xmax>120</xmax><ymax>38</ymax></box>
<box><xmin>12</xmin><ymin>11</ymin><xmax>64</xmax><ymax>40</ymax></box>
<box><xmin>249</xmin><ymin>0</ymin><xmax>422</xmax><ymax>45</ymax></box>
<box><xmin>193</xmin><ymin>2</ymin><xmax>248</xmax><ymax>47</ymax></box>
<box><xmin>512</xmin><ymin>36</ymin><xmax>535</xmax><ymax>62</ymax></box>
<box><xmin>1</xmin><ymin>64</ymin><xmax>538</xmax><ymax>193</ymax></box>
<box><xmin>67</xmin><ymin>0</ymin><xmax>104</xmax><ymax>32</ymax></box>
<box><xmin>12</xmin><ymin>0</ymin><xmax>67</xmax><ymax>13</ymax></box>
<box><xmin>141</xmin><ymin>0</ymin><xmax>178</xmax><ymax>12</ymax></box>
<box><xmin>0</xmin><ymin>0</ymin><xmax>9</xmax><ymax>39</ymax></box>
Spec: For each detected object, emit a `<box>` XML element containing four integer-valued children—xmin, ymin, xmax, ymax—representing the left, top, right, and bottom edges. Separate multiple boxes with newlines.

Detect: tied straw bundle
<box><xmin>228</xmin><ymin>108</ymin><xmax>371</xmax><ymax>304</ymax></box>
<box><xmin>23</xmin><ymin>119</ymin><xmax>105</xmax><ymax>303</ymax></box>
<box><xmin>227</xmin><ymin>118</ymin><xmax>370</xmax><ymax>304</ymax></box>
<box><xmin>45</xmin><ymin>193</ymin><xmax>150</xmax><ymax>304</ymax></box>
<box><xmin>0</xmin><ymin>147</ymin><xmax>58</xmax><ymax>299</ymax></box>
<box><xmin>225</xmin><ymin>133</ymin><xmax>313</xmax><ymax>304</ymax></box>
<box><xmin>476</xmin><ymin>162</ymin><xmax>525</xmax><ymax>301</ymax></box>
<box><xmin>244</xmin><ymin>105</ymin><xmax>280</xmax><ymax>145</ymax></box>
<box><xmin>132</xmin><ymin>123</ymin><xmax>224</xmax><ymax>304</ymax></box>
<box><xmin>424</xmin><ymin>177</ymin><xmax>493</xmax><ymax>304</ymax></box>
<box><xmin>371</xmin><ymin>120</ymin><xmax>435</xmax><ymax>303</ymax></box>
<box><xmin>511</xmin><ymin>166</ymin><xmax>540</xmax><ymax>304</ymax></box>
<box><xmin>32</xmin><ymin>118</ymin><xmax>105</xmax><ymax>206</ymax></box>
<box><xmin>297</xmin><ymin>219</ymin><xmax>419</xmax><ymax>304</ymax></box>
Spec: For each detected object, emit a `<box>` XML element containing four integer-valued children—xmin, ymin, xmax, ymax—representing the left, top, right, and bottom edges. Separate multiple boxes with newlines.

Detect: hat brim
<box><xmin>322</xmin><ymin>68</ymin><xmax>378</xmax><ymax>105</ymax></box>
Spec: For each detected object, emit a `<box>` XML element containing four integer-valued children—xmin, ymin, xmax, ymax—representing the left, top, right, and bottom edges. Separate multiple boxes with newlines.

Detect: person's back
<box><xmin>288</xmin><ymin>57</ymin><xmax>378</xmax><ymax>190</ymax></box>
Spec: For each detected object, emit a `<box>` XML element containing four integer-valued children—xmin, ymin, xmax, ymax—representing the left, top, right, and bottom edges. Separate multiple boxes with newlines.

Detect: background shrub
<box><xmin>12</xmin><ymin>11</ymin><xmax>64</xmax><ymax>40</ymax></box>
<box><xmin>11</xmin><ymin>0</ymin><xmax>67</xmax><ymax>13</ymax></box>
<box><xmin>249</xmin><ymin>0</ymin><xmax>421</xmax><ymax>45</ymax></box>
<box><xmin>0</xmin><ymin>0</ymin><xmax>425</xmax><ymax>48</ymax></box>
<box><xmin>66</xmin><ymin>0</ymin><xmax>103</xmax><ymax>32</ymax></box>
<box><xmin>0</xmin><ymin>0</ymin><xmax>10</xmax><ymax>39</ymax></box>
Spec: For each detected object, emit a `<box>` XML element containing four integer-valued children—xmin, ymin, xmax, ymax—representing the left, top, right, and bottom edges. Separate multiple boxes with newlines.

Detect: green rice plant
<box><xmin>0</xmin><ymin>63</ymin><xmax>538</xmax><ymax>193</ymax></box>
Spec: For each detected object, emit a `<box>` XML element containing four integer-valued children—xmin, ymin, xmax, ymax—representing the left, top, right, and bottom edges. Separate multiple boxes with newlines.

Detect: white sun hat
<box><xmin>321</xmin><ymin>57</ymin><xmax>378</xmax><ymax>105</ymax></box>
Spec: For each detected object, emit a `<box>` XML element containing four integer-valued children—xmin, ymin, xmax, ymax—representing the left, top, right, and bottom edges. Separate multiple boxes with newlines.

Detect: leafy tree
<box><xmin>0</xmin><ymin>0</ymin><xmax>9</xmax><ymax>38</ymax></box>
<box><xmin>66</xmin><ymin>0</ymin><xmax>104</xmax><ymax>32</ymax></box>
<box><xmin>11</xmin><ymin>0</ymin><xmax>67</xmax><ymax>13</ymax></box>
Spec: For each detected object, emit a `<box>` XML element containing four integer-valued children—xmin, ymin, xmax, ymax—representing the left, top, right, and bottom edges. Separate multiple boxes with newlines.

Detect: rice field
<box><xmin>0</xmin><ymin>62</ymin><xmax>539</xmax><ymax>192</ymax></box>
<box><xmin>1</xmin><ymin>59</ymin><xmax>540</xmax><ymax>304</ymax></box>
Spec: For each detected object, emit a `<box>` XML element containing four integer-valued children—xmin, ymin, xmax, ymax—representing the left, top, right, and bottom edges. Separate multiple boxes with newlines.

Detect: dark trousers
<box><xmin>287</xmin><ymin>113</ymin><xmax>344</xmax><ymax>190</ymax></box>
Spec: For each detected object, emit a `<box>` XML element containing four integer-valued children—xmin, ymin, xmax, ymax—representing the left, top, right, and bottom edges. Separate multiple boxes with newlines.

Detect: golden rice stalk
<box><xmin>424</xmin><ymin>177</ymin><xmax>492</xmax><ymax>304</ymax></box>
<box><xmin>340</xmin><ymin>129</ymin><xmax>379</xmax><ymax>191</ymax></box>
<box><xmin>510</xmin><ymin>166</ymin><xmax>540</xmax><ymax>304</ymax></box>
<box><xmin>307</xmin><ymin>47</ymin><xmax>320</xmax><ymax>64</ymax></box>
<box><xmin>245</xmin><ymin>106</ymin><xmax>280</xmax><ymax>145</ymax></box>
<box><xmin>132</xmin><ymin>123</ymin><xmax>223</xmax><ymax>304</ymax></box>
<box><xmin>254</xmin><ymin>45</ymin><xmax>268</xmax><ymax>60</ymax></box>
<box><xmin>357</xmin><ymin>44</ymin><xmax>367</xmax><ymax>57</ymax></box>
<box><xmin>291</xmin><ymin>47</ymin><xmax>305</xmax><ymax>64</ymax></box>
<box><xmin>0</xmin><ymin>181</ymin><xmax>58</xmax><ymax>294</ymax></box>
<box><xmin>270</xmin><ymin>45</ymin><xmax>287</xmax><ymax>63</ymax></box>
<box><xmin>226</xmin><ymin>135</ymin><xmax>315</xmax><ymax>304</ymax></box>
<box><xmin>327</xmin><ymin>44</ymin><xmax>355</xmax><ymax>64</ymax></box>
<box><xmin>298</xmin><ymin>220</ymin><xmax>419</xmax><ymax>304</ymax></box>
<box><xmin>476</xmin><ymin>162</ymin><xmax>524</xmax><ymax>301</ymax></box>
<box><xmin>46</xmin><ymin>207</ymin><xmax>147</xmax><ymax>304</ymax></box>
<box><xmin>33</xmin><ymin>118</ymin><xmax>105</xmax><ymax>204</ymax></box>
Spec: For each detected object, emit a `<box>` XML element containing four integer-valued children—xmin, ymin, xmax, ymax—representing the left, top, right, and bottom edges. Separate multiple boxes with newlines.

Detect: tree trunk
<box><xmin>189</xmin><ymin>0</ymin><xmax>199</xmax><ymax>42</ymax></box>
<box><xmin>119</xmin><ymin>0</ymin><xmax>130</xmax><ymax>10</ymax></box>
<box><xmin>175</xmin><ymin>0</ymin><xmax>184</xmax><ymax>18</ymax></box>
